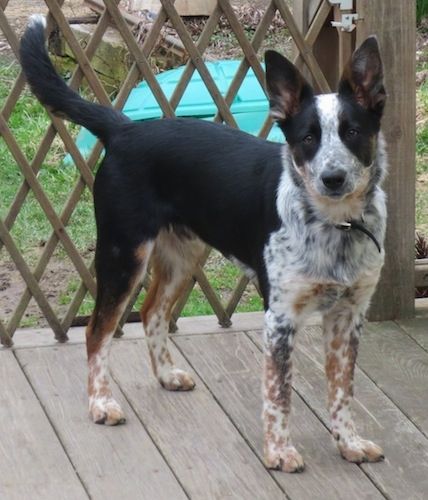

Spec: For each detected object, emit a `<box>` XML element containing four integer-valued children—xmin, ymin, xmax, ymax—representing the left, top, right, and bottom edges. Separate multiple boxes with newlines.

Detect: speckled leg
<box><xmin>262</xmin><ymin>310</ymin><xmax>304</xmax><ymax>473</ymax></box>
<box><xmin>323</xmin><ymin>306</ymin><xmax>384</xmax><ymax>463</ymax></box>
<box><xmin>141</xmin><ymin>231</ymin><xmax>204</xmax><ymax>391</ymax></box>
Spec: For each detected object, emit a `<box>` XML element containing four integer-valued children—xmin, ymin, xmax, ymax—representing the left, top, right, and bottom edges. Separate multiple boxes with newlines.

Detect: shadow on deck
<box><xmin>1</xmin><ymin>312</ymin><xmax>428</xmax><ymax>499</ymax></box>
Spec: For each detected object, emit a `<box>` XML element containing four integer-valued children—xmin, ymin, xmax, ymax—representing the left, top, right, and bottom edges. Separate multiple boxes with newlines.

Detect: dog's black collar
<box><xmin>335</xmin><ymin>220</ymin><xmax>381</xmax><ymax>253</ymax></box>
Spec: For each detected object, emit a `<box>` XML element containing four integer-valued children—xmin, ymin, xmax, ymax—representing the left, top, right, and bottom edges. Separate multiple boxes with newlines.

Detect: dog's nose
<box><xmin>321</xmin><ymin>170</ymin><xmax>346</xmax><ymax>190</ymax></box>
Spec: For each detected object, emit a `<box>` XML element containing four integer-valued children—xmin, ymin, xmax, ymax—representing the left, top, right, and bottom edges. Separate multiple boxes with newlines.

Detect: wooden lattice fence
<box><xmin>0</xmin><ymin>0</ymin><xmax>416</xmax><ymax>346</ymax></box>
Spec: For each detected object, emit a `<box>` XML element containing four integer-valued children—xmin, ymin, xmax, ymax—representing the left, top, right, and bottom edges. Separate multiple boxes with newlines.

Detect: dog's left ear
<box><xmin>265</xmin><ymin>50</ymin><xmax>314</xmax><ymax>121</ymax></box>
<box><xmin>338</xmin><ymin>36</ymin><xmax>386</xmax><ymax>115</ymax></box>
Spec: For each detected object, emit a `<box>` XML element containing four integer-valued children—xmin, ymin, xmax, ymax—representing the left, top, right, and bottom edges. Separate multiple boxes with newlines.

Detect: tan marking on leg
<box><xmin>292</xmin><ymin>286</ymin><xmax>319</xmax><ymax>315</ymax></box>
<box><xmin>141</xmin><ymin>231</ymin><xmax>204</xmax><ymax>391</ymax></box>
<box><xmin>323</xmin><ymin>303</ymin><xmax>384</xmax><ymax>463</ymax></box>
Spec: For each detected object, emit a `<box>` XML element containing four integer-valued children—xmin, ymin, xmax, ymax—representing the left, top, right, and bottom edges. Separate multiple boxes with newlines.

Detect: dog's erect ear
<box><xmin>338</xmin><ymin>36</ymin><xmax>386</xmax><ymax>114</ymax></box>
<box><xmin>265</xmin><ymin>50</ymin><xmax>314</xmax><ymax>121</ymax></box>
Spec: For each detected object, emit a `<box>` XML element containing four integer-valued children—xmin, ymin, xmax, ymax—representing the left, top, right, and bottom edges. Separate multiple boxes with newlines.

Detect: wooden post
<box><xmin>356</xmin><ymin>0</ymin><xmax>416</xmax><ymax>320</ymax></box>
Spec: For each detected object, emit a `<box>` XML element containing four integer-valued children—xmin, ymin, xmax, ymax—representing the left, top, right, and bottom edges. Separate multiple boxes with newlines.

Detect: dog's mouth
<box><xmin>317</xmin><ymin>185</ymin><xmax>352</xmax><ymax>201</ymax></box>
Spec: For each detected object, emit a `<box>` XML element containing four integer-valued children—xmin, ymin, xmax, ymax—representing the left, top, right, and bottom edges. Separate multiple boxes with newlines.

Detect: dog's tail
<box><xmin>19</xmin><ymin>15</ymin><xmax>128</xmax><ymax>144</ymax></box>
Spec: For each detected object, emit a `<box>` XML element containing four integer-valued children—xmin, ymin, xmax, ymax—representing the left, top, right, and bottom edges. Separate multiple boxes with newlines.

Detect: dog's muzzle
<box><xmin>320</xmin><ymin>169</ymin><xmax>349</xmax><ymax>198</ymax></box>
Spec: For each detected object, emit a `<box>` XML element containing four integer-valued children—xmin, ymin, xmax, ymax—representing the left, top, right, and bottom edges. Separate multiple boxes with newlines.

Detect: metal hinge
<box><xmin>329</xmin><ymin>0</ymin><xmax>359</xmax><ymax>32</ymax></box>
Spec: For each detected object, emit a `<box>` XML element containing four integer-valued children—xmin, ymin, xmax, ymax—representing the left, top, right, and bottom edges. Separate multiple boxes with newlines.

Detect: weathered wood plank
<box><xmin>16</xmin><ymin>345</ymin><xmax>187</xmax><ymax>500</ymax></box>
<box><xmin>360</xmin><ymin>322</ymin><xmax>428</xmax><ymax>435</ymax></box>
<box><xmin>109</xmin><ymin>339</ymin><xmax>284</xmax><ymax>499</ymax></box>
<box><xmin>357</xmin><ymin>0</ymin><xmax>416</xmax><ymax>320</ymax></box>
<box><xmin>10</xmin><ymin>312</ymin><xmax>267</xmax><ymax>349</ymax></box>
<box><xmin>0</xmin><ymin>350</ymin><xmax>88</xmax><ymax>500</ymax></box>
<box><xmin>174</xmin><ymin>332</ymin><xmax>384</xmax><ymax>500</ymax></box>
<box><xmin>248</xmin><ymin>326</ymin><xmax>428</xmax><ymax>499</ymax></box>
<box><xmin>415</xmin><ymin>299</ymin><xmax>428</xmax><ymax>315</ymax></box>
<box><xmin>397</xmin><ymin>317</ymin><xmax>428</xmax><ymax>352</ymax></box>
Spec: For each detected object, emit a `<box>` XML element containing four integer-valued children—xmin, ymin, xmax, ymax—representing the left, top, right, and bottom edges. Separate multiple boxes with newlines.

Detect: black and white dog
<box><xmin>20</xmin><ymin>15</ymin><xmax>387</xmax><ymax>472</ymax></box>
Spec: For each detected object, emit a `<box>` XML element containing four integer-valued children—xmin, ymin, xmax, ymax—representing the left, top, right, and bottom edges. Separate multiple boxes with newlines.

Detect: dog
<box><xmin>20</xmin><ymin>15</ymin><xmax>387</xmax><ymax>472</ymax></box>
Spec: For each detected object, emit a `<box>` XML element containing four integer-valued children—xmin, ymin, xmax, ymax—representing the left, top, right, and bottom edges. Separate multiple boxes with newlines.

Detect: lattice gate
<box><xmin>0</xmin><ymin>0</ymin><xmax>339</xmax><ymax>346</ymax></box>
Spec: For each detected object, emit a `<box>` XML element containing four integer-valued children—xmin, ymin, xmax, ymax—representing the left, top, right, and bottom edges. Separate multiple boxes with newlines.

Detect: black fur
<box><xmin>19</xmin><ymin>18</ymin><xmax>128</xmax><ymax>144</ymax></box>
<box><xmin>19</xmin><ymin>18</ymin><xmax>283</xmax><ymax>305</ymax></box>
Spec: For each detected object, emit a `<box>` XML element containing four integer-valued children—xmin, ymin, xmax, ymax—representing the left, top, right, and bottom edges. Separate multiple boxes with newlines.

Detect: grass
<box><xmin>418</xmin><ymin>0</ymin><xmax>428</xmax><ymax>25</ymax></box>
<box><xmin>57</xmin><ymin>253</ymin><xmax>264</xmax><ymax>320</ymax></box>
<box><xmin>0</xmin><ymin>61</ymin><xmax>95</xmax><ymax>257</ymax></box>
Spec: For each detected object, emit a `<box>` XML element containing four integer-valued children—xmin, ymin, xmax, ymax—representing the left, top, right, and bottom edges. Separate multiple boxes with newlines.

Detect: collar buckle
<box><xmin>336</xmin><ymin>221</ymin><xmax>352</xmax><ymax>231</ymax></box>
<box><xmin>335</xmin><ymin>219</ymin><xmax>381</xmax><ymax>253</ymax></box>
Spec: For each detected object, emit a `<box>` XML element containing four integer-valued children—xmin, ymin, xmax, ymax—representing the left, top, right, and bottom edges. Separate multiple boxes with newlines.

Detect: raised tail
<box><xmin>19</xmin><ymin>15</ymin><xmax>129</xmax><ymax>144</ymax></box>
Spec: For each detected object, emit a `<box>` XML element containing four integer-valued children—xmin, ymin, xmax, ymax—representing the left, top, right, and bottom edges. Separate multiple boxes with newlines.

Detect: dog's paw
<box><xmin>338</xmin><ymin>437</ymin><xmax>384</xmax><ymax>464</ymax></box>
<box><xmin>159</xmin><ymin>368</ymin><xmax>195</xmax><ymax>391</ymax></box>
<box><xmin>89</xmin><ymin>397</ymin><xmax>126</xmax><ymax>426</ymax></box>
<box><xmin>264</xmin><ymin>445</ymin><xmax>305</xmax><ymax>473</ymax></box>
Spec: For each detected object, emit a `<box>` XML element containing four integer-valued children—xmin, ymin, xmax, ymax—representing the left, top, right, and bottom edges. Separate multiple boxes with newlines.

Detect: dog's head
<box><xmin>265</xmin><ymin>37</ymin><xmax>386</xmax><ymax>221</ymax></box>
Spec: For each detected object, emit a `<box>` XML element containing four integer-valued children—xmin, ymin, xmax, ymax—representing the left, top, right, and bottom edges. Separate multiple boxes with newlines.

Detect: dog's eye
<box><xmin>302</xmin><ymin>134</ymin><xmax>313</xmax><ymax>144</ymax></box>
<box><xmin>346</xmin><ymin>128</ymin><xmax>359</xmax><ymax>138</ymax></box>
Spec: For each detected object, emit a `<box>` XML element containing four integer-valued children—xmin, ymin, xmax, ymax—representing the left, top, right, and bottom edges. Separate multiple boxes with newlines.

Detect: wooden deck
<box><xmin>1</xmin><ymin>311</ymin><xmax>428</xmax><ymax>500</ymax></box>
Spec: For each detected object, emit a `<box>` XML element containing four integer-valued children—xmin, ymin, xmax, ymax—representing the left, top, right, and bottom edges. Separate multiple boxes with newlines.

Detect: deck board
<box><xmin>174</xmin><ymin>332</ymin><xmax>384</xmax><ymax>500</ymax></box>
<box><xmin>3</xmin><ymin>312</ymin><xmax>428</xmax><ymax>499</ymax></box>
<box><xmin>248</xmin><ymin>325</ymin><xmax>428</xmax><ymax>500</ymax></box>
<box><xmin>0</xmin><ymin>350</ymin><xmax>88</xmax><ymax>500</ymax></box>
<box><xmin>109</xmin><ymin>339</ymin><xmax>285</xmax><ymax>500</ymax></box>
<box><xmin>16</xmin><ymin>345</ymin><xmax>187</xmax><ymax>500</ymax></box>
<box><xmin>362</xmin><ymin>321</ymin><xmax>428</xmax><ymax>436</ymax></box>
<box><xmin>396</xmin><ymin>317</ymin><xmax>428</xmax><ymax>352</ymax></box>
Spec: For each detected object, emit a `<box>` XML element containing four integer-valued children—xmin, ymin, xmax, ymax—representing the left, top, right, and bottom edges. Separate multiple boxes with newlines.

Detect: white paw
<box><xmin>89</xmin><ymin>397</ymin><xmax>126</xmax><ymax>425</ymax></box>
<box><xmin>337</xmin><ymin>436</ymin><xmax>384</xmax><ymax>463</ymax></box>
<box><xmin>159</xmin><ymin>368</ymin><xmax>195</xmax><ymax>391</ymax></box>
<box><xmin>264</xmin><ymin>445</ymin><xmax>305</xmax><ymax>473</ymax></box>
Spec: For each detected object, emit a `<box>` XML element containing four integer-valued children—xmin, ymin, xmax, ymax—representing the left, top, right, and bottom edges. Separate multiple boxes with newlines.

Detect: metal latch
<box><xmin>329</xmin><ymin>0</ymin><xmax>359</xmax><ymax>32</ymax></box>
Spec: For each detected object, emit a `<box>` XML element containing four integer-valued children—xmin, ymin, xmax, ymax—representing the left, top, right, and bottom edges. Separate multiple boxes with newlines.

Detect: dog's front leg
<box><xmin>323</xmin><ymin>305</ymin><xmax>384</xmax><ymax>463</ymax></box>
<box><xmin>263</xmin><ymin>310</ymin><xmax>304</xmax><ymax>472</ymax></box>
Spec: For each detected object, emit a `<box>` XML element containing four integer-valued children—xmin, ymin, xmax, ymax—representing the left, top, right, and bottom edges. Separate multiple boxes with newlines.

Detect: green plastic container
<box><xmin>67</xmin><ymin>60</ymin><xmax>284</xmax><ymax>163</ymax></box>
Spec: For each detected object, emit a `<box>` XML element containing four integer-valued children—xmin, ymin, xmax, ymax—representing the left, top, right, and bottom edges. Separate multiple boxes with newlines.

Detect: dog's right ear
<box><xmin>338</xmin><ymin>36</ymin><xmax>386</xmax><ymax>115</ymax></box>
<box><xmin>265</xmin><ymin>50</ymin><xmax>313</xmax><ymax>121</ymax></box>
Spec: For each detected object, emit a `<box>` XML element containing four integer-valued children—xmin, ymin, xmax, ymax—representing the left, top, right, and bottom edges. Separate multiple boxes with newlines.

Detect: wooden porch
<box><xmin>1</xmin><ymin>311</ymin><xmax>427</xmax><ymax>500</ymax></box>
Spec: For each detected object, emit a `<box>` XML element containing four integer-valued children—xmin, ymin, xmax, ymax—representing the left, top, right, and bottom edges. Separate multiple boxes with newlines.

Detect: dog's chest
<box><xmin>264</xmin><ymin>223</ymin><xmax>383</xmax><ymax>299</ymax></box>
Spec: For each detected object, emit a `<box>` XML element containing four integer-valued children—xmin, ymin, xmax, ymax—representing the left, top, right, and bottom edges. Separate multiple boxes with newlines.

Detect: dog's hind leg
<box><xmin>141</xmin><ymin>230</ymin><xmax>205</xmax><ymax>391</ymax></box>
<box><xmin>86</xmin><ymin>239</ymin><xmax>154</xmax><ymax>425</ymax></box>
<box><xmin>323</xmin><ymin>278</ymin><xmax>384</xmax><ymax>464</ymax></box>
